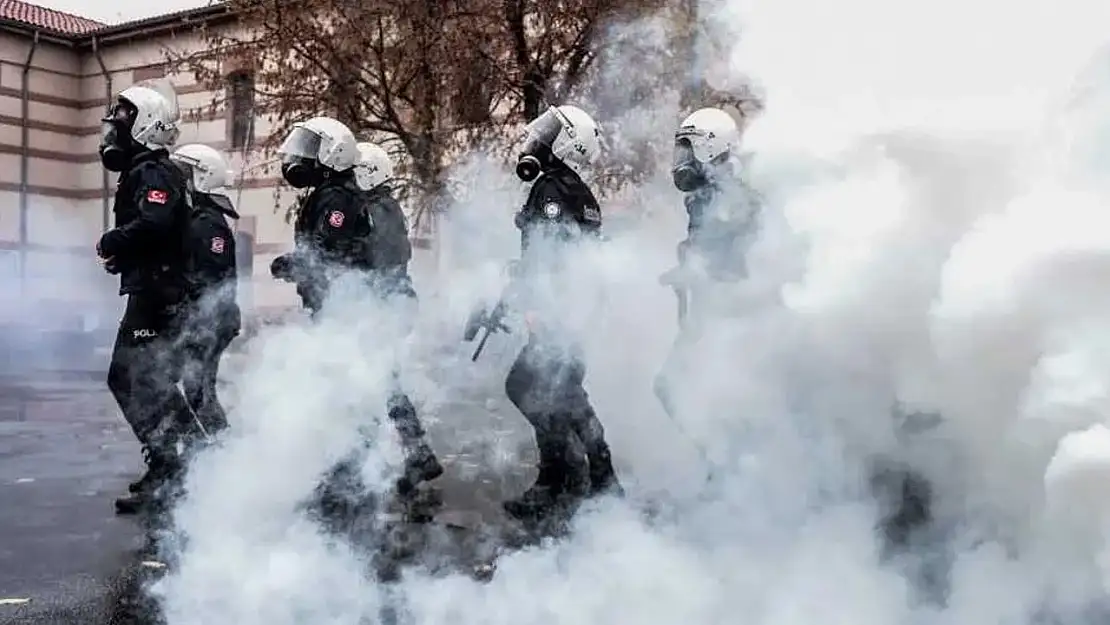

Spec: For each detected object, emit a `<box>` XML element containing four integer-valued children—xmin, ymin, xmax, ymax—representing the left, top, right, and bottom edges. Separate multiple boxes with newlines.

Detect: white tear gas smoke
<box><xmin>0</xmin><ymin>202</ymin><xmax>120</xmax><ymax>376</ymax></box>
<box><xmin>157</xmin><ymin>0</ymin><xmax>1110</xmax><ymax>622</ymax></box>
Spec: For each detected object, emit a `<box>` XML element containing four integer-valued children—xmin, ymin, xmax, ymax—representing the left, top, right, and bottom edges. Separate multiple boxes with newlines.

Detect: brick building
<box><xmin>0</xmin><ymin>0</ymin><xmax>323</xmax><ymax>340</ymax></box>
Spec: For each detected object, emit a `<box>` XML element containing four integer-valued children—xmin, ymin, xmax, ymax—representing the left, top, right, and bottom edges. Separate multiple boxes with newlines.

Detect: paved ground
<box><xmin>0</xmin><ymin>369</ymin><xmax>146</xmax><ymax>624</ymax></box>
<box><xmin>0</xmin><ymin>341</ymin><xmax>542</xmax><ymax>624</ymax></box>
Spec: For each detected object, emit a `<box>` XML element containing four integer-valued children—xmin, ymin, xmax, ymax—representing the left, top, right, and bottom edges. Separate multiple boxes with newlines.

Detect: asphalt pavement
<box><xmin>0</xmin><ymin>368</ymin><xmax>147</xmax><ymax>624</ymax></box>
<box><xmin>0</xmin><ymin>340</ymin><xmax>542</xmax><ymax>624</ymax></box>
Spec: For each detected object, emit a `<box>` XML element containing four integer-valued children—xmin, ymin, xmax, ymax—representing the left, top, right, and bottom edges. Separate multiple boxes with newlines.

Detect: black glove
<box><xmin>103</xmin><ymin>258</ymin><xmax>121</xmax><ymax>275</ymax></box>
<box><xmin>270</xmin><ymin>254</ymin><xmax>293</xmax><ymax>281</ymax></box>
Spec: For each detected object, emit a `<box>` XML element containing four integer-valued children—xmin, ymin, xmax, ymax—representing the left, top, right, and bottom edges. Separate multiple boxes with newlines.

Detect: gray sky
<box><xmin>33</xmin><ymin>0</ymin><xmax>209</xmax><ymax>25</ymax></box>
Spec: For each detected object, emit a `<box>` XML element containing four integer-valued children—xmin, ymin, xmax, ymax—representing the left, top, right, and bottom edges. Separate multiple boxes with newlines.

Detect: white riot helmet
<box><xmin>170</xmin><ymin>144</ymin><xmax>233</xmax><ymax>194</ymax></box>
<box><xmin>672</xmin><ymin>107</ymin><xmax>741</xmax><ymax>192</ymax></box>
<box><xmin>277</xmin><ymin>116</ymin><xmax>358</xmax><ymax>188</ymax></box>
<box><xmin>98</xmin><ymin>77</ymin><xmax>181</xmax><ymax>172</ymax></box>
<box><xmin>515</xmin><ymin>104</ymin><xmax>601</xmax><ymax>181</ymax></box>
<box><xmin>354</xmin><ymin>142</ymin><xmax>393</xmax><ymax>191</ymax></box>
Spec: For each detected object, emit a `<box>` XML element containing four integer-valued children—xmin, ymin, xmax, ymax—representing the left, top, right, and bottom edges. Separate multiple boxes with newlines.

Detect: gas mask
<box><xmin>277</xmin><ymin>127</ymin><xmax>325</xmax><ymax>189</ymax></box>
<box><xmin>281</xmin><ymin>157</ymin><xmax>322</xmax><ymax>189</ymax></box>
<box><xmin>516</xmin><ymin>154</ymin><xmax>542</xmax><ymax>182</ymax></box>
<box><xmin>99</xmin><ymin>100</ymin><xmax>139</xmax><ymax>172</ymax></box>
<box><xmin>515</xmin><ymin>111</ymin><xmax>563</xmax><ymax>182</ymax></box>
<box><xmin>671</xmin><ymin>138</ymin><xmax>708</xmax><ymax>193</ymax></box>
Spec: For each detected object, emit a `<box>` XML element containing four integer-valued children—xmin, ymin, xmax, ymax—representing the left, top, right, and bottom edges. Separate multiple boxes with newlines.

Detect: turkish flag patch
<box><xmin>328</xmin><ymin>210</ymin><xmax>344</xmax><ymax>227</ymax></box>
<box><xmin>210</xmin><ymin>236</ymin><xmax>225</xmax><ymax>253</ymax></box>
<box><xmin>146</xmin><ymin>189</ymin><xmax>168</xmax><ymax>204</ymax></box>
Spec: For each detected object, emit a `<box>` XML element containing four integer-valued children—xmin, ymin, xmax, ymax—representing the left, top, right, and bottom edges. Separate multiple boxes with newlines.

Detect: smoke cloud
<box><xmin>0</xmin><ymin>200</ymin><xmax>120</xmax><ymax>376</ymax></box>
<box><xmin>155</xmin><ymin>0</ymin><xmax>1110</xmax><ymax>623</ymax></box>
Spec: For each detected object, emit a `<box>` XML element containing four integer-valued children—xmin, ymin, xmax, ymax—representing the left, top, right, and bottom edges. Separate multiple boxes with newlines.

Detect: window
<box><xmin>228</xmin><ymin>71</ymin><xmax>255</xmax><ymax>150</ymax></box>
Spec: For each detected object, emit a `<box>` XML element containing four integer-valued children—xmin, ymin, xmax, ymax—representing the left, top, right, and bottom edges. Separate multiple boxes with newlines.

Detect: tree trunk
<box><xmin>679</xmin><ymin>0</ymin><xmax>703</xmax><ymax>111</ymax></box>
<box><xmin>407</xmin><ymin>0</ymin><xmax>446</xmax><ymax>258</ymax></box>
<box><xmin>522</xmin><ymin>67</ymin><xmax>545</xmax><ymax>121</ymax></box>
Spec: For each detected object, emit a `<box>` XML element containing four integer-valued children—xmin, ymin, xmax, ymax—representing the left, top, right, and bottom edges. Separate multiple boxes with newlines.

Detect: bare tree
<box><xmin>480</xmin><ymin>0</ymin><xmax>668</xmax><ymax>122</ymax></box>
<box><xmin>167</xmin><ymin>0</ymin><xmax>709</xmax><ymax>233</ymax></box>
<box><xmin>169</xmin><ymin>0</ymin><xmax>502</xmax><ymax>229</ymax></box>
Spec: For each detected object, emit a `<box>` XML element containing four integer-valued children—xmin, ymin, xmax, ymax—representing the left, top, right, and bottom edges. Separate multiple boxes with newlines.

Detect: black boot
<box><xmin>115</xmin><ymin>448</ymin><xmax>181</xmax><ymax>516</ymax></box>
<box><xmin>502</xmin><ymin>462</ymin><xmax>573</xmax><ymax>521</ymax></box>
<box><xmin>394</xmin><ymin>442</ymin><xmax>444</xmax><ymax>497</ymax></box>
<box><xmin>502</xmin><ymin>484</ymin><xmax>558</xmax><ymax>520</ymax></box>
<box><xmin>127</xmin><ymin>445</ymin><xmax>155</xmax><ymax>494</ymax></box>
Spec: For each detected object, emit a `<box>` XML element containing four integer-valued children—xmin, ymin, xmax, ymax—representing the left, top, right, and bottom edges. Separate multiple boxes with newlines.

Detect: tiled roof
<box><xmin>0</xmin><ymin>0</ymin><xmax>105</xmax><ymax>35</ymax></box>
<box><xmin>92</xmin><ymin>4</ymin><xmax>225</xmax><ymax>37</ymax></box>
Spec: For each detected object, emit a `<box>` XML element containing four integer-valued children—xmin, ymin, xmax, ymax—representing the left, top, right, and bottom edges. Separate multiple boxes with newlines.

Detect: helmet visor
<box><xmin>673</xmin><ymin>137</ymin><xmax>698</xmax><ymax>169</ymax></box>
<box><xmin>519</xmin><ymin>109</ymin><xmax>563</xmax><ymax>155</ymax></box>
<box><xmin>277</xmin><ymin>126</ymin><xmax>322</xmax><ymax>161</ymax></box>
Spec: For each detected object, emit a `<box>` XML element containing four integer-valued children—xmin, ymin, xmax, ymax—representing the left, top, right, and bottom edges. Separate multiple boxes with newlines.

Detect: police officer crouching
<box><xmin>170</xmin><ymin>143</ymin><xmax>241</xmax><ymax>442</ymax></box>
<box><xmin>269</xmin><ymin>119</ymin><xmax>442</xmax><ymax>519</ymax></box>
<box><xmin>95</xmin><ymin>79</ymin><xmax>195</xmax><ymax>515</ymax></box>
<box><xmin>495</xmin><ymin>105</ymin><xmax>624</xmax><ymax>523</ymax></box>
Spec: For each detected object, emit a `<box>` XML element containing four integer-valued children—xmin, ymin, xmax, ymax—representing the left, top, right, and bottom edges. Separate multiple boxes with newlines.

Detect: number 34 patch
<box><xmin>210</xmin><ymin>236</ymin><xmax>225</xmax><ymax>254</ymax></box>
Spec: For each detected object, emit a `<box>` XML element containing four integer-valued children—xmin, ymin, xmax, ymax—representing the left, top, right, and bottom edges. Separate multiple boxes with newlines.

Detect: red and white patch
<box><xmin>210</xmin><ymin>236</ymin><xmax>225</xmax><ymax>254</ymax></box>
<box><xmin>146</xmin><ymin>189</ymin><xmax>168</xmax><ymax>204</ymax></box>
<box><xmin>327</xmin><ymin>210</ymin><xmax>345</xmax><ymax>228</ymax></box>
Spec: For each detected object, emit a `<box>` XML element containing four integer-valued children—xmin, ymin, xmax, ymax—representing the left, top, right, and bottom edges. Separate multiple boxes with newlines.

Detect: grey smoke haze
<box><xmin>0</xmin><ymin>201</ymin><xmax>122</xmax><ymax>374</ymax></box>
<box><xmin>146</xmin><ymin>0</ymin><xmax>1110</xmax><ymax>623</ymax></box>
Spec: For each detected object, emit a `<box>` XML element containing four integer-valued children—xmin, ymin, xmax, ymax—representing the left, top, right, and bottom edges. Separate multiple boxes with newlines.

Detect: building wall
<box><xmin>0</xmin><ymin>15</ymin><xmax>467</xmax><ymax>335</ymax></box>
<box><xmin>0</xmin><ymin>24</ymin><xmax>317</xmax><ymax>324</ymax></box>
<box><xmin>0</xmin><ymin>31</ymin><xmax>101</xmax><ymax>323</ymax></box>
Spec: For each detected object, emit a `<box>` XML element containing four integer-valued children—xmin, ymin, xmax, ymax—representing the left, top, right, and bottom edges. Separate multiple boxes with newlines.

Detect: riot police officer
<box><xmin>654</xmin><ymin>107</ymin><xmax>762</xmax><ymax>439</ymax></box>
<box><xmin>269</xmin><ymin>120</ymin><xmax>442</xmax><ymax>509</ymax></box>
<box><xmin>95</xmin><ymin>79</ymin><xmax>194</xmax><ymax>515</ymax></box>
<box><xmin>170</xmin><ymin>143</ymin><xmax>241</xmax><ymax>440</ymax></box>
<box><xmin>484</xmin><ymin>105</ymin><xmax>624</xmax><ymax>522</ymax></box>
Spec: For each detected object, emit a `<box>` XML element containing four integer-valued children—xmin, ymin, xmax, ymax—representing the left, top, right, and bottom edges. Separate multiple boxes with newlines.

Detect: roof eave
<box><xmin>0</xmin><ymin>4</ymin><xmax>239</xmax><ymax>48</ymax></box>
<box><xmin>0</xmin><ymin>19</ymin><xmax>81</xmax><ymax>45</ymax></box>
<box><xmin>79</xmin><ymin>4</ymin><xmax>234</xmax><ymax>48</ymax></box>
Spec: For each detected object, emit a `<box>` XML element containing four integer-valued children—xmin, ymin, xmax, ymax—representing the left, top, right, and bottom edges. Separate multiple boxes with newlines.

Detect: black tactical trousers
<box><xmin>294</xmin><ymin>277</ymin><xmax>427</xmax><ymax>445</ymax></box>
<box><xmin>312</xmin><ymin>373</ymin><xmax>432</xmax><ymax>524</ymax></box>
<box><xmin>180</xmin><ymin>323</ymin><xmax>236</xmax><ymax>436</ymax></box>
<box><xmin>504</xmin><ymin>334</ymin><xmax>616</xmax><ymax>494</ymax></box>
<box><xmin>106</xmin><ymin>294</ymin><xmax>193</xmax><ymax>450</ymax></box>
